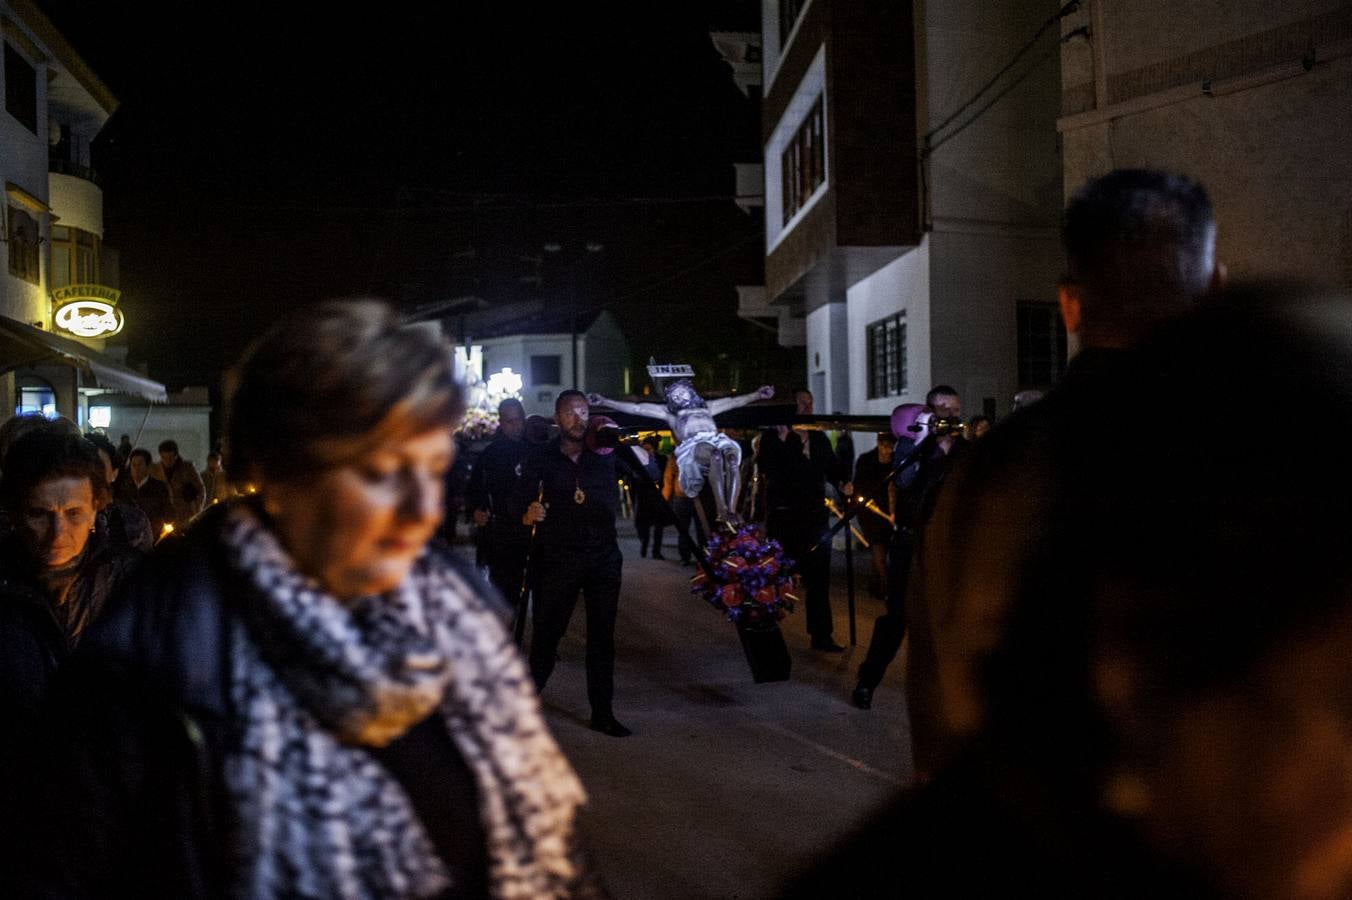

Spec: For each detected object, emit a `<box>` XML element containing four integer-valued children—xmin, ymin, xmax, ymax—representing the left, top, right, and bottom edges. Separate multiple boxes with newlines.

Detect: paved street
<box><xmin>460</xmin><ymin>523</ymin><xmax>914</xmax><ymax>899</ymax></box>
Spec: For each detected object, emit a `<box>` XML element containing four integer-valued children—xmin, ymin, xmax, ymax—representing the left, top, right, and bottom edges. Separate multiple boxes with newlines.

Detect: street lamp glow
<box><xmin>487</xmin><ymin>367</ymin><xmax>523</xmax><ymax>398</ymax></box>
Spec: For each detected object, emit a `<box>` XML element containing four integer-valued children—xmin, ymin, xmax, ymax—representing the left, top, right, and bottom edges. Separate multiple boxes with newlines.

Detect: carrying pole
<box><xmin>512</xmin><ymin>481</ymin><xmax>545</xmax><ymax>647</ymax></box>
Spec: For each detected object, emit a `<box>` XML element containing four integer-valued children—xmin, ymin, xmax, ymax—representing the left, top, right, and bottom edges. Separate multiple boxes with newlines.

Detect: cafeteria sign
<box><xmin>51</xmin><ymin>284</ymin><xmax>124</xmax><ymax>338</ymax></box>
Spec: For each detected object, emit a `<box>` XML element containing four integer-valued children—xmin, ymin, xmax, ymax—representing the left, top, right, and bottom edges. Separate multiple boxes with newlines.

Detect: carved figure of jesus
<box><xmin>588</xmin><ymin>380</ymin><xmax>774</xmax><ymax>524</ymax></box>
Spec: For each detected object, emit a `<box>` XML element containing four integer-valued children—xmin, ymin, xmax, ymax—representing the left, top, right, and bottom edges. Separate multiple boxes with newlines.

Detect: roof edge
<box><xmin>9</xmin><ymin>0</ymin><xmax>119</xmax><ymax>116</ymax></box>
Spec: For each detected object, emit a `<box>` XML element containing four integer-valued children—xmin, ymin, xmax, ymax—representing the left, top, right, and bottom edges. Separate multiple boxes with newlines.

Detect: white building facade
<box><xmin>759</xmin><ymin>0</ymin><xmax>1065</xmax><ymax>434</ymax></box>
<box><xmin>447</xmin><ymin>308</ymin><xmax>632</xmax><ymax>418</ymax></box>
<box><xmin>0</xmin><ymin>0</ymin><xmax>164</xmax><ymax>423</ymax></box>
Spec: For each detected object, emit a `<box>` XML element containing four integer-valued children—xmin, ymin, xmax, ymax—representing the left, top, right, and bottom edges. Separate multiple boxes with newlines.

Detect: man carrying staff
<box><xmin>517</xmin><ymin>390</ymin><xmax>631</xmax><ymax>737</ymax></box>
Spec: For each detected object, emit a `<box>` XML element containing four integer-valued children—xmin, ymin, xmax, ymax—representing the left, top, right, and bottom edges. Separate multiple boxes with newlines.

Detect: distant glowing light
<box><xmin>88</xmin><ymin>406</ymin><xmax>111</xmax><ymax>428</ymax></box>
<box><xmin>487</xmin><ymin>367</ymin><xmax>523</xmax><ymax>398</ymax></box>
<box><xmin>54</xmin><ymin>297</ymin><xmax>124</xmax><ymax>338</ymax></box>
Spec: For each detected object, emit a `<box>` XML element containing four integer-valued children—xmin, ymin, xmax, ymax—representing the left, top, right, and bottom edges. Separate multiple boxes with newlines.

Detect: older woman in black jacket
<box><xmin>0</xmin><ymin>430</ymin><xmax>140</xmax><ymax>737</ymax></box>
<box><xmin>29</xmin><ymin>301</ymin><xmax>602</xmax><ymax>899</ymax></box>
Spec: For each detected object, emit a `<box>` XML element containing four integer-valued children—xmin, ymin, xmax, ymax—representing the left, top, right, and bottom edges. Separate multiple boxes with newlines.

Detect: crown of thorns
<box><xmin>663</xmin><ymin>378</ymin><xmax>707</xmax><ymax>411</ymax></box>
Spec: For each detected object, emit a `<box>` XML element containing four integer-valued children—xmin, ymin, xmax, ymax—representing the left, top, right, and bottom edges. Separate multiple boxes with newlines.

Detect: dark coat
<box><xmin>129</xmin><ymin>476</ymin><xmax>173</xmax><ymax>538</ymax></box>
<box><xmin>756</xmin><ymin>428</ymin><xmax>848</xmax><ymax>535</ymax></box>
<box><xmin>781</xmin><ymin>746</ymin><xmax>1219</xmax><ymax>899</ymax></box>
<box><xmin>466</xmin><ymin>432</ymin><xmax>531</xmax><ymax>546</ymax></box>
<box><xmin>0</xmin><ymin>527</ymin><xmax>141</xmax><ymax>756</ymax></box>
<box><xmin>14</xmin><ymin>502</ymin><xmax>505</xmax><ymax>898</ymax></box>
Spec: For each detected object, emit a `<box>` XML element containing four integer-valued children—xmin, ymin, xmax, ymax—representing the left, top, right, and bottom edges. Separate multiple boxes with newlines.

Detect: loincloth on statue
<box><xmin>674</xmin><ymin>431</ymin><xmax>742</xmax><ymax>497</ymax></box>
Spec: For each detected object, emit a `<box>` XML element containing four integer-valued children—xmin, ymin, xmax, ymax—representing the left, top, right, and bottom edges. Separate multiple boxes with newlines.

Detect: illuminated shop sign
<box><xmin>51</xmin><ymin>284</ymin><xmax>124</xmax><ymax>338</ymax></box>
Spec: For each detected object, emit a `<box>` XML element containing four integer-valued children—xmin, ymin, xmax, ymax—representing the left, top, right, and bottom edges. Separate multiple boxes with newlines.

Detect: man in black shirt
<box><xmin>467</xmin><ymin>398</ymin><xmax>530</xmax><ymax>601</ymax></box>
<box><xmin>127</xmin><ymin>449</ymin><xmax>172</xmax><ymax>539</ymax></box>
<box><xmin>756</xmin><ymin>388</ymin><xmax>852</xmax><ymax>652</ymax></box>
<box><xmin>518</xmin><ymin>390</ymin><xmax>630</xmax><ymax>737</ymax></box>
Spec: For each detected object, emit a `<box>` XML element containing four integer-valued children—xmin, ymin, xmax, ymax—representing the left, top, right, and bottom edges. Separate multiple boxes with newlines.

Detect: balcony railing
<box><xmin>48</xmin><ymin>155</ymin><xmax>102</xmax><ymax>188</ymax></box>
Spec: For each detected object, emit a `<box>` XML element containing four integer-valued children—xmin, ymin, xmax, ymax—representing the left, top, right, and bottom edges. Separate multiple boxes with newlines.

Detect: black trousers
<box><xmin>857</xmin><ymin>528</ymin><xmax>915</xmax><ymax>690</ymax></box>
<box><xmin>528</xmin><ymin>546</ymin><xmax>623</xmax><ymax>716</ymax></box>
<box><xmin>634</xmin><ymin>498</ymin><xmax>665</xmax><ymax>555</ymax></box>
<box><xmin>670</xmin><ymin>495</ymin><xmax>708</xmax><ymax>562</ymax></box>
<box><xmin>486</xmin><ymin>537</ymin><xmax>528</xmax><ymax>606</ymax></box>
<box><xmin>770</xmin><ymin>515</ymin><xmax>833</xmax><ymax>641</ymax></box>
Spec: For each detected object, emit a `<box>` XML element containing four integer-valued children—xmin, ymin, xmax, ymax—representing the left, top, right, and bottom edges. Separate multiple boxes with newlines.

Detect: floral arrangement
<box><xmin>691</xmin><ymin>523</ymin><xmax>799</xmax><ymax>626</ymax></box>
<box><xmin>457</xmin><ymin>405</ymin><xmax>499</xmax><ymax>441</ymax></box>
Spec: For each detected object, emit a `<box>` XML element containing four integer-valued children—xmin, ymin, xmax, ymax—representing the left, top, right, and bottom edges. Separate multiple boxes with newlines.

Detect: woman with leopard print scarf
<box><xmin>20</xmin><ymin>301</ymin><xmax>606</xmax><ymax>899</ymax></box>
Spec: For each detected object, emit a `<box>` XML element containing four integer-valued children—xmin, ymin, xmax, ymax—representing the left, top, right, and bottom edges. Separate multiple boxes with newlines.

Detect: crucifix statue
<box><xmin>588</xmin><ymin>367</ymin><xmax>772</xmax><ymax>526</ymax></box>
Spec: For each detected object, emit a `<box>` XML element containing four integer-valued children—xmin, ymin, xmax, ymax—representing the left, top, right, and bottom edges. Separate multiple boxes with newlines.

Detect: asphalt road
<box><xmin>462</xmin><ymin>522</ymin><xmax>915</xmax><ymax>899</ymax></box>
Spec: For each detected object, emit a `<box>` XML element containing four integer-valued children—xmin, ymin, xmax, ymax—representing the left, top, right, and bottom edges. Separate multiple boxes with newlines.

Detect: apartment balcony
<box><xmin>48</xmin><ymin>150</ymin><xmax>104</xmax><ymax>236</ymax></box>
<box><xmin>761</xmin><ymin>0</ymin><xmax>920</xmax><ymax>313</ymax></box>
<box><xmin>48</xmin><ymin>154</ymin><xmax>101</xmax><ymax>187</ymax></box>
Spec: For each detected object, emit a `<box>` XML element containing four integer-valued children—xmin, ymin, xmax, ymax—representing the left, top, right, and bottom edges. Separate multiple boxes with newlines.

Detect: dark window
<box><xmin>781</xmin><ymin>96</ymin><xmax>825</xmax><ymax>226</ymax></box>
<box><xmin>1016</xmin><ymin>301</ymin><xmax>1067</xmax><ymax>388</ymax></box>
<box><xmin>4</xmin><ymin>43</ymin><xmax>38</xmax><ymax>134</ymax></box>
<box><xmin>866</xmin><ymin>313</ymin><xmax>907</xmax><ymax>399</ymax></box>
<box><xmin>778</xmin><ymin>0</ymin><xmax>809</xmax><ymax>49</ymax></box>
<box><xmin>531</xmin><ymin>354</ymin><xmax>562</xmax><ymax>386</ymax></box>
<box><xmin>7</xmin><ymin>206</ymin><xmax>40</xmax><ymax>285</ymax></box>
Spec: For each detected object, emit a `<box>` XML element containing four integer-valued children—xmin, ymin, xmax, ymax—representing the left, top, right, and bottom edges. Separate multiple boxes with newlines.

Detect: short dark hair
<box><xmin>968</xmin><ymin>415</ymin><xmax>991</xmax><ymax>428</ymax></box>
<box><xmin>1063</xmin><ymin>169</ymin><xmax>1215</xmax><ymax>325</ymax></box>
<box><xmin>207</xmin><ymin>450</ymin><xmax>222</xmax><ymax>461</ymax></box>
<box><xmin>926</xmin><ymin>385</ymin><xmax>959</xmax><ymax>405</ymax></box>
<box><xmin>85</xmin><ymin>432</ymin><xmax>123</xmax><ymax>471</ymax></box>
<box><xmin>498</xmin><ymin>397</ymin><xmax>524</xmax><ymax>417</ymax></box>
<box><xmin>157</xmin><ymin>439</ymin><xmax>179</xmax><ymax>455</ymax></box>
<box><xmin>792</xmin><ymin>387</ymin><xmax>812</xmax><ymax>398</ymax></box>
<box><xmin>226</xmin><ymin>300</ymin><xmax>464</xmax><ymax>483</ymax></box>
<box><xmin>1</xmin><ymin>431</ymin><xmax>110</xmax><ymax>513</ymax></box>
<box><xmin>555</xmin><ymin>389</ymin><xmax>587</xmax><ymax>413</ymax></box>
<box><xmin>129</xmin><ymin>448</ymin><xmax>152</xmax><ymax>466</ymax></box>
<box><xmin>0</xmin><ymin>413</ymin><xmax>79</xmax><ymax>470</ymax></box>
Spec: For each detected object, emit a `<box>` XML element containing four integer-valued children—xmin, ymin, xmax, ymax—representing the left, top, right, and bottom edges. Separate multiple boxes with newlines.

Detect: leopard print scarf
<box><xmin>220</xmin><ymin>505</ymin><xmax>588</xmax><ymax>899</ymax></box>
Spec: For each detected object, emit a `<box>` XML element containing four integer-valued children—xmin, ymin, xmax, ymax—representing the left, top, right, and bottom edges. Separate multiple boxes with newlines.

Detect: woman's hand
<box><xmin>522</xmin><ymin>501</ymin><xmax>547</xmax><ymax>526</ymax></box>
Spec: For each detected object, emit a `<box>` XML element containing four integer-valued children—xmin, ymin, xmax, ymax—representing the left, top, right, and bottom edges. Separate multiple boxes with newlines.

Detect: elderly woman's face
<box><xmin>21</xmin><ymin>476</ymin><xmax>97</xmax><ymax>569</ymax></box>
<box><xmin>268</xmin><ymin>428</ymin><xmax>454</xmax><ymax>599</ymax></box>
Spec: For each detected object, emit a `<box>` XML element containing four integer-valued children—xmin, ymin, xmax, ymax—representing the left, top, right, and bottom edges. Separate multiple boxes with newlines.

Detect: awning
<box><xmin>0</xmin><ymin>316</ymin><xmax>166</xmax><ymax>403</ymax></box>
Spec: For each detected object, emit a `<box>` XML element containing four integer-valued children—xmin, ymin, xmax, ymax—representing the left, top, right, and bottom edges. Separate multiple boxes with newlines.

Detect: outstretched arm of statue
<box><xmin>707</xmin><ymin>385</ymin><xmax>774</xmax><ymax>416</ymax></box>
<box><xmin>586</xmin><ymin>393</ymin><xmax>671</xmax><ymax>422</ymax></box>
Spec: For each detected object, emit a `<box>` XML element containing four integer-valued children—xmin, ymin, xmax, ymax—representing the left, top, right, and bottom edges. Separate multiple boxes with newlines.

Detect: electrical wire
<box><xmin>609</xmin><ymin>228</ymin><xmax>764</xmax><ymax>304</ymax></box>
<box><xmin>925</xmin><ymin>39</ymin><xmax>1064</xmax><ymax>156</ymax></box>
<box><xmin>924</xmin><ymin>0</ymin><xmax>1080</xmax><ymax>144</ymax></box>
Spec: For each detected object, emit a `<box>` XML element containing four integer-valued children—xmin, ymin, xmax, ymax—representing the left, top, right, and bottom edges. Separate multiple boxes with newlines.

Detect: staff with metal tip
<box><xmin>512</xmin><ymin>480</ymin><xmax>545</xmax><ymax>647</ymax></box>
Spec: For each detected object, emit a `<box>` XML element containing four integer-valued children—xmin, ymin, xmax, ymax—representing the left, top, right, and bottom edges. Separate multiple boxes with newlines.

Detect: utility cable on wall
<box><xmin>923</xmin><ymin>0</ymin><xmax>1082</xmax><ymax>150</ymax></box>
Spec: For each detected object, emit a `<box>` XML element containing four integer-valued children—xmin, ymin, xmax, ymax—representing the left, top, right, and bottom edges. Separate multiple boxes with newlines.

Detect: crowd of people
<box><xmin>0</xmin><ymin>167</ymin><xmax>1348</xmax><ymax>897</ymax></box>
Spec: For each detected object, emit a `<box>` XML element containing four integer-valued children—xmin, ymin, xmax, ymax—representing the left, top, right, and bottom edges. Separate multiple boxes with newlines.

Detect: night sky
<box><xmin>38</xmin><ymin>1</ymin><xmax>793</xmax><ymax>393</ymax></box>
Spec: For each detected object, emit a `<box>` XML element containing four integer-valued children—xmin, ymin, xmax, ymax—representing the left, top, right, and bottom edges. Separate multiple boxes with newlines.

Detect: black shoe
<box><xmin>589</xmin><ymin>715</ymin><xmax>632</xmax><ymax>738</ymax></box>
<box><xmin>810</xmin><ymin>638</ymin><xmax>847</xmax><ymax>653</ymax></box>
<box><xmin>639</xmin><ymin>546</ymin><xmax>648</xmax><ymax>558</ymax></box>
<box><xmin>851</xmin><ymin>685</ymin><xmax>873</xmax><ymax>710</ymax></box>
<box><xmin>651</xmin><ymin>550</ymin><xmax>665</xmax><ymax>560</ymax></box>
